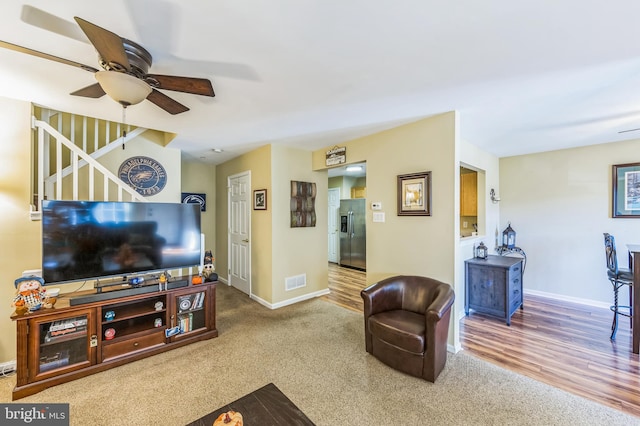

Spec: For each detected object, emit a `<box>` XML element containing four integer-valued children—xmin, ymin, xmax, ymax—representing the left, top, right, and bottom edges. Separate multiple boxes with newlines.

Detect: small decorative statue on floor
<box><xmin>202</xmin><ymin>250</ymin><xmax>218</xmax><ymax>282</ymax></box>
<box><xmin>12</xmin><ymin>276</ymin><xmax>47</xmax><ymax>315</ymax></box>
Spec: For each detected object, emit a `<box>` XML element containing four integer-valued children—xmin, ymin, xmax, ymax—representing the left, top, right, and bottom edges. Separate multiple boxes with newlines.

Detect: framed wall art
<box><xmin>612</xmin><ymin>162</ymin><xmax>640</xmax><ymax>218</ymax></box>
<box><xmin>254</xmin><ymin>189</ymin><xmax>267</xmax><ymax>210</ymax></box>
<box><xmin>181</xmin><ymin>192</ymin><xmax>206</xmax><ymax>211</ymax></box>
<box><xmin>118</xmin><ymin>156</ymin><xmax>167</xmax><ymax>197</ymax></box>
<box><xmin>290</xmin><ymin>181</ymin><xmax>316</xmax><ymax>227</ymax></box>
<box><xmin>397</xmin><ymin>171</ymin><xmax>432</xmax><ymax>216</ymax></box>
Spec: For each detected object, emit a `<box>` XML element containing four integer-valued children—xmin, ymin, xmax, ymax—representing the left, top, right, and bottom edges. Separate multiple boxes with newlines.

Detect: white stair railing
<box><xmin>45</xmin><ymin>126</ymin><xmax>147</xmax><ymax>182</ymax></box>
<box><xmin>31</xmin><ymin>117</ymin><xmax>147</xmax><ymax>220</ymax></box>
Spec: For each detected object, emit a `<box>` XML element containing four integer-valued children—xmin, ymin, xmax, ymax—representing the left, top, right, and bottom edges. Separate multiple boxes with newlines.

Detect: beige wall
<box><xmin>328</xmin><ymin>176</ymin><xmax>344</xmax><ymax>198</ymax></box>
<box><xmin>313</xmin><ymin>112</ymin><xmax>458</xmax><ymax>286</ymax></box>
<box><xmin>215</xmin><ymin>144</ymin><xmax>328</xmax><ymax>306</ymax></box>
<box><xmin>271</xmin><ymin>144</ymin><xmax>328</xmax><ymax>304</ymax></box>
<box><xmin>181</xmin><ymin>159</ymin><xmax>216</xmax><ymax>258</ymax></box>
<box><xmin>0</xmin><ymin>98</ymin><xmax>38</xmax><ymax>363</ymax></box>
<box><xmin>500</xmin><ymin>139</ymin><xmax>640</xmax><ymax>306</ymax></box>
<box><xmin>215</xmin><ymin>145</ymin><xmax>273</xmax><ymax>301</ymax></box>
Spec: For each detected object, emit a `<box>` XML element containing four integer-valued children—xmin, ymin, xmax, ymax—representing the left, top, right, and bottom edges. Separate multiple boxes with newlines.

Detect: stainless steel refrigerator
<box><xmin>339</xmin><ymin>199</ymin><xmax>366</xmax><ymax>270</ymax></box>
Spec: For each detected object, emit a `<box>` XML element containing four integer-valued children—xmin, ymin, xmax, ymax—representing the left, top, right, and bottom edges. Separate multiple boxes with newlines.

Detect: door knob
<box><xmin>242</xmin><ymin>239</ymin><xmax>249</xmax><ymax>243</ymax></box>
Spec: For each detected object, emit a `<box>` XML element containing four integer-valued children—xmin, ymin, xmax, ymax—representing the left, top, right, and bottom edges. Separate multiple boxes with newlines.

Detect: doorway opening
<box><xmin>327</xmin><ymin>161</ymin><xmax>366</xmax><ymax>270</ymax></box>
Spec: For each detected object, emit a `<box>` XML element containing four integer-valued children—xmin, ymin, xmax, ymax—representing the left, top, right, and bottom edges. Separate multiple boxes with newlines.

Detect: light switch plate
<box><xmin>373</xmin><ymin>212</ymin><xmax>385</xmax><ymax>222</ymax></box>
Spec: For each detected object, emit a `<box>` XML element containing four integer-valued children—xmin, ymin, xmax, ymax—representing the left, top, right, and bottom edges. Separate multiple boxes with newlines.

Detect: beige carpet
<box><xmin>1</xmin><ymin>283</ymin><xmax>637</xmax><ymax>425</ymax></box>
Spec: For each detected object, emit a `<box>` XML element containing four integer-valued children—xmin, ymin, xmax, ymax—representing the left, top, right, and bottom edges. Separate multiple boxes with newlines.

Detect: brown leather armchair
<box><xmin>361</xmin><ymin>275</ymin><xmax>455</xmax><ymax>382</ymax></box>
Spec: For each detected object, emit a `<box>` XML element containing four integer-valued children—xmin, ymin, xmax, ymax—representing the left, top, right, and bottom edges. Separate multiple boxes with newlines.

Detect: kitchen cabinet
<box><xmin>460</xmin><ymin>172</ymin><xmax>477</xmax><ymax>216</ymax></box>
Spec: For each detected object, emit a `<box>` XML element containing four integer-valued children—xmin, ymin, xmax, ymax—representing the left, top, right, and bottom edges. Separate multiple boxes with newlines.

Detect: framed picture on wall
<box><xmin>397</xmin><ymin>171</ymin><xmax>432</xmax><ymax>216</ymax></box>
<box><xmin>254</xmin><ymin>189</ymin><xmax>267</xmax><ymax>210</ymax></box>
<box><xmin>612</xmin><ymin>162</ymin><xmax>640</xmax><ymax>218</ymax></box>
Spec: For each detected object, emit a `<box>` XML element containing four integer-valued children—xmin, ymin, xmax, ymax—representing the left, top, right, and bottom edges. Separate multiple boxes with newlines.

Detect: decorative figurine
<box><xmin>104</xmin><ymin>310</ymin><xmax>116</xmax><ymax>321</ymax></box>
<box><xmin>202</xmin><ymin>250</ymin><xmax>218</xmax><ymax>282</ymax></box>
<box><xmin>12</xmin><ymin>276</ymin><xmax>47</xmax><ymax>315</ymax></box>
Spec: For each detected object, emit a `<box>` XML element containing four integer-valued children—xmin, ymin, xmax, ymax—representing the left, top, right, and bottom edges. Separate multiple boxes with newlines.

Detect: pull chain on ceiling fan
<box><xmin>122</xmin><ymin>104</ymin><xmax>129</xmax><ymax>150</ymax></box>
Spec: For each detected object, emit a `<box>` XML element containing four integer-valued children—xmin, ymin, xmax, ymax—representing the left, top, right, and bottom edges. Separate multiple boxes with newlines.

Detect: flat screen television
<box><xmin>42</xmin><ymin>200</ymin><xmax>202</xmax><ymax>285</ymax></box>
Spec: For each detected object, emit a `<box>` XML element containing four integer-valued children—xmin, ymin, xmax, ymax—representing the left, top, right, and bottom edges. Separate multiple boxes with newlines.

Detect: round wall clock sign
<box><xmin>118</xmin><ymin>156</ymin><xmax>167</xmax><ymax>196</ymax></box>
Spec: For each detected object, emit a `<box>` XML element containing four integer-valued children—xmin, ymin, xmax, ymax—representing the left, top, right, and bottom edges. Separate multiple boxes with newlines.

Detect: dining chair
<box><xmin>603</xmin><ymin>233</ymin><xmax>633</xmax><ymax>340</ymax></box>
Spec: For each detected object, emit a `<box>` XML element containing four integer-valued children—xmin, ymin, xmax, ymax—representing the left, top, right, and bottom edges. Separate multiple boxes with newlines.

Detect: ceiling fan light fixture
<box><xmin>95</xmin><ymin>71</ymin><xmax>151</xmax><ymax>106</ymax></box>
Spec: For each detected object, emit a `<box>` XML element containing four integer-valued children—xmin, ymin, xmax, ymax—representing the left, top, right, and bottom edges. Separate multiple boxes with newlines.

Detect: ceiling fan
<box><xmin>0</xmin><ymin>16</ymin><xmax>215</xmax><ymax>114</ymax></box>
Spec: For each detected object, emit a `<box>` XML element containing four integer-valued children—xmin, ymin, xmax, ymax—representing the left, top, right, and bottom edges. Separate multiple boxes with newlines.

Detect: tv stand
<box><xmin>10</xmin><ymin>279</ymin><xmax>217</xmax><ymax>400</ymax></box>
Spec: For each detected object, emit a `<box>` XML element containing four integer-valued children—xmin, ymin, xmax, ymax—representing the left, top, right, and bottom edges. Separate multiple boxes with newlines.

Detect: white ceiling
<box><xmin>2</xmin><ymin>1</ymin><xmax>640</xmax><ymax>165</ymax></box>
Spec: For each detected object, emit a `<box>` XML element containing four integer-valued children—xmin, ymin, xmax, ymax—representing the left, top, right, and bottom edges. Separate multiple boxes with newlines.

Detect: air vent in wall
<box><xmin>285</xmin><ymin>274</ymin><xmax>307</xmax><ymax>291</ymax></box>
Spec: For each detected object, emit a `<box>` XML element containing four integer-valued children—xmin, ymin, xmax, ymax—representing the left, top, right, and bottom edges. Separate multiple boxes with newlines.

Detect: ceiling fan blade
<box><xmin>70</xmin><ymin>83</ymin><xmax>105</xmax><ymax>98</ymax></box>
<box><xmin>146</xmin><ymin>74</ymin><xmax>215</xmax><ymax>97</ymax></box>
<box><xmin>21</xmin><ymin>6</ymin><xmax>87</xmax><ymax>43</ymax></box>
<box><xmin>0</xmin><ymin>40</ymin><xmax>98</xmax><ymax>72</ymax></box>
<box><xmin>619</xmin><ymin>128</ymin><xmax>640</xmax><ymax>134</ymax></box>
<box><xmin>147</xmin><ymin>89</ymin><xmax>189</xmax><ymax>115</ymax></box>
<box><xmin>74</xmin><ymin>17</ymin><xmax>130</xmax><ymax>71</ymax></box>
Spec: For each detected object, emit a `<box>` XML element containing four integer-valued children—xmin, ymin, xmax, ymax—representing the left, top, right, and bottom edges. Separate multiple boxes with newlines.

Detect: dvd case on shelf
<box><xmin>178</xmin><ymin>292</ymin><xmax>204</xmax><ymax>313</ymax></box>
<box><xmin>45</xmin><ymin>317</ymin><xmax>88</xmax><ymax>343</ymax></box>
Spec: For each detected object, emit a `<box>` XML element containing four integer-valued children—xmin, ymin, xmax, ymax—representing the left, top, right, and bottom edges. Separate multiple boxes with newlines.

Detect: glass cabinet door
<box><xmin>30</xmin><ymin>309</ymin><xmax>95</xmax><ymax>380</ymax></box>
<box><xmin>169</xmin><ymin>287</ymin><xmax>209</xmax><ymax>340</ymax></box>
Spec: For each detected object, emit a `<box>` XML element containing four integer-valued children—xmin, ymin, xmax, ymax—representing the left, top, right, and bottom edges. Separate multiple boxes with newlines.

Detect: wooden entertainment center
<box><xmin>10</xmin><ymin>278</ymin><xmax>218</xmax><ymax>400</ymax></box>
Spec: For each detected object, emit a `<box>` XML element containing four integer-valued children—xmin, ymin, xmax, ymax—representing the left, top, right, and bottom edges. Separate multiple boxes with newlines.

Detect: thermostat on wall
<box><xmin>371</xmin><ymin>202</ymin><xmax>382</xmax><ymax>210</ymax></box>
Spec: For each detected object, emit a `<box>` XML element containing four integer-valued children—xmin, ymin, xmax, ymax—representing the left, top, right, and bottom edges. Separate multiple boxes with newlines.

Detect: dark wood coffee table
<box><xmin>186</xmin><ymin>383</ymin><xmax>315</xmax><ymax>425</ymax></box>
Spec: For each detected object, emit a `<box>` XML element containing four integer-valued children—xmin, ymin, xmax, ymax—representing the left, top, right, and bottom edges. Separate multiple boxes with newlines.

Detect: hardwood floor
<box><xmin>321</xmin><ymin>263</ymin><xmax>367</xmax><ymax>312</ymax></box>
<box><xmin>324</xmin><ymin>263</ymin><xmax>640</xmax><ymax>418</ymax></box>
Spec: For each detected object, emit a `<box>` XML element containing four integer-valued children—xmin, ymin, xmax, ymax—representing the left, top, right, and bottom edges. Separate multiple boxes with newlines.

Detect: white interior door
<box><xmin>228</xmin><ymin>172</ymin><xmax>251</xmax><ymax>295</ymax></box>
<box><xmin>328</xmin><ymin>188</ymin><xmax>340</xmax><ymax>263</ymax></box>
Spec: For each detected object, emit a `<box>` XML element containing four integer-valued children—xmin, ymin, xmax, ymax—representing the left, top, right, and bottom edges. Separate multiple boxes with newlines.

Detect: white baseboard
<box><xmin>448</xmin><ymin>343</ymin><xmax>462</xmax><ymax>353</ymax></box>
<box><xmin>251</xmin><ymin>288</ymin><xmax>331</xmax><ymax>310</ymax></box>
<box><xmin>523</xmin><ymin>288</ymin><xmax>610</xmax><ymax>310</ymax></box>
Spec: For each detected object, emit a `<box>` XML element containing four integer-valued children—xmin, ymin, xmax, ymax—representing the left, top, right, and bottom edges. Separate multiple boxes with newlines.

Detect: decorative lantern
<box><xmin>502</xmin><ymin>223</ymin><xmax>516</xmax><ymax>249</ymax></box>
<box><xmin>475</xmin><ymin>242</ymin><xmax>488</xmax><ymax>259</ymax></box>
